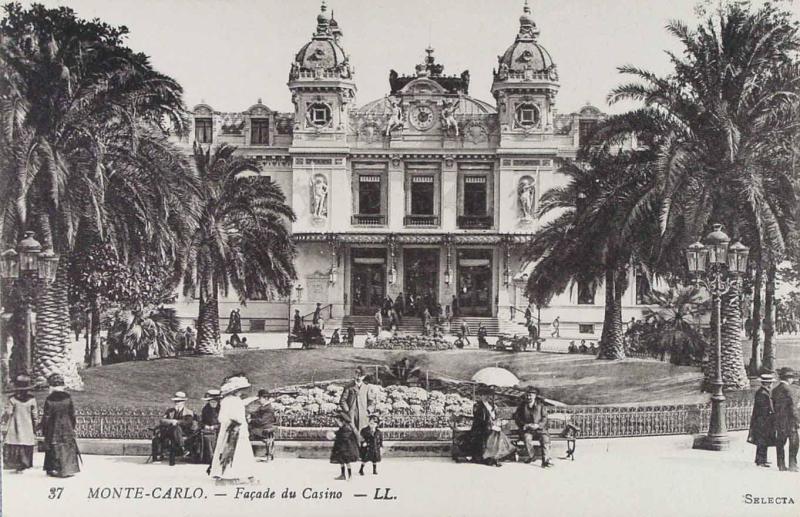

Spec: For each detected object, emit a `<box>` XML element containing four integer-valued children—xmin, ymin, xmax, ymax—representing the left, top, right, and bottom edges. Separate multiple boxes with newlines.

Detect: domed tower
<box><xmin>491</xmin><ymin>1</ymin><xmax>559</xmax><ymax>140</ymax></box>
<box><xmin>288</xmin><ymin>1</ymin><xmax>356</xmax><ymax>147</ymax></box>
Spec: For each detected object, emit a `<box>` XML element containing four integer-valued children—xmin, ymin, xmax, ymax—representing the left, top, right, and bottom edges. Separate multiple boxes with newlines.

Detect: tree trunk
<box><xmin>749</xmin><ymin>264</ymin><xmax>763</xmax><ymax>375</ymax></box>
<box><xmin>32</xmin><ymin>261</ymin><xmax>83</xmax><ymax>389</ymax></box>
<box><xmin>598</xmin><ymin>268</ymin><xmax>625</xmax><ymax>360</ymax></box>
<box><xmin>762</xmin><ymin>261</ymin><xmax>776</xmax><ymax>372</ymax></box>
<box><xmin>195</xmin><ymin>273</ymin><xmax>221</xmax><ymax>355</ymax></box>
<box><xmin>719</xmin><ymin>282</ymin><xmax>749</xmax><ymax>390</ymax></box>
<box><xmin>88</xmin><ymin>302</ymin><xmax>102</xmax><ymax>367</ymax></box>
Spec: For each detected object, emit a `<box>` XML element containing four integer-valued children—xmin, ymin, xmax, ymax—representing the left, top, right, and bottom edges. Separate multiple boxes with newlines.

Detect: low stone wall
<box><xmin>56</xmin><ymin>400</ymin><xmax>753</xmax><ymax>441</ymax></box>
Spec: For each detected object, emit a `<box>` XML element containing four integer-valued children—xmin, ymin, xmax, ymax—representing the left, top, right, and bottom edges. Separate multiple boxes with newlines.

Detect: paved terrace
<box><xmin>3</xmin><ymin>431</ymin><xmax>798</xmax><ymax>517</ymax></box>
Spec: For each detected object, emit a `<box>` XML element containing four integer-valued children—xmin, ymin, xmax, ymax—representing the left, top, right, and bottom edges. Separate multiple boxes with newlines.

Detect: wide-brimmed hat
<box><xmin>171</xmin><ymin>391</ymin><xmax>188</xmax><ymax>402</ymax></box>
<box><xmin>777</xmin><ymin>367</ymin><xmax>797</xmax><ymax>380</ymax></box>
<box><xmin>220</xmin><ymin>375</ymin><xmax>251</xmax><ymax>395</ymax></box>
<box><xmin>354</xmin><ymin>366</ymin><xmax>366</xmax><ymax>378</ymax></box>
<box><xmin>47</xmin><ymin>373</ymin><xmax>65</xmax><ymax>387</ymax></box>
<box><xmin>202</xmin><ymin>389</ymin><xmax>221</xmax><ymax>401</ymax></box>
<box><xmin>759</xmin><ymin>373</ymin><xmax>775</xmax><ymax>383</ymax></box>
<box><xmin>13</xmin><ymin>375</ymin><xmax>32</xmax><ymax>390</ymax></box>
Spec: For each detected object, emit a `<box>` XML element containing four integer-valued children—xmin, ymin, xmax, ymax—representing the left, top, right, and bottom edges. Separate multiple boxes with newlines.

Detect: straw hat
<box><xmin>171</xmin><ymin>391</ymin><xmax>188</xmax><ymax>402</ymax></box>
<box><xmin>759</xmin><ymin>373</ymin><xmax>775</xmax><ymax>383</ymax></box>
<box><xmin>201</xmin><ymin>389</ymin><xmax>221</xmax><ymax>401</ymax></box>
<box><xmin>220</xmin><ymin>375</ymin><xmax>251</xmax><ymax>395</ymax></box>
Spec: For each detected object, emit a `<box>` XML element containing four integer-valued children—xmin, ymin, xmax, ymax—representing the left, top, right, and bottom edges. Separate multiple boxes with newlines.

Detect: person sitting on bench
<box><xmin>152</xmin><ymin>391</ymin><xmax>198</xmax><ymax>465</ymax></box>
<box><xmin>330</xmin><ymin>328</ymin><xmax>342</xmax><ymax>345</ymax></box>
<box><xmin>247</xmin><ymin>389</ymin><xmax>277</xmax><ymax>462</ymax></box>
<box><xmin>513</xmin><ymin>386</ymin><xmax>553</xmax><ymax>468</ymax></box>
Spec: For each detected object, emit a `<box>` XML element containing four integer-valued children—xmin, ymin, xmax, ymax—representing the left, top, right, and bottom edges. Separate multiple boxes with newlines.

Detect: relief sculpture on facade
<box><xmin>440</xmin><ymin>97</ymin><xmax>460</xmax><ymax>136</ymax></box>
<box><xmin>384</xmin><ymin>96</ymin><xmax>404</xmax><ymax>136</ymax></box>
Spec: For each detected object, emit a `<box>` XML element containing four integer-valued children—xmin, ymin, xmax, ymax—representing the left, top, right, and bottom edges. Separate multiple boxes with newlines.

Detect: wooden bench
<box><xmin>451</xmin><ymin>406</ymin><xmax>577</xmax><ymax>463</ymax></box>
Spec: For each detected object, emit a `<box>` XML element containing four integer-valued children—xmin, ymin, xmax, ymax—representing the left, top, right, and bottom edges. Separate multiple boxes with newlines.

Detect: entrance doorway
<box><xmin>351</xmin><ymin>248</ymin><xmax>386</xmax><ymax>315</ymax></box>
<box><xmin>403</xmin><ymin>248</ymin><xmax>439</xmax><ymax>316</ymax></box>
<box><xmin>457</xmin><ymin>249</ymin><xmax>493</xmax><ymax>316</ymax></box>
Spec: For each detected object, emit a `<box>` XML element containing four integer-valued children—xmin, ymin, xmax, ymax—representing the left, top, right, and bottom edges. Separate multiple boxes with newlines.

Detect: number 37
<box><xmin>48</xmin><ymin>487</ymin><xmax>63</xmax><ymax>500</ymax></box>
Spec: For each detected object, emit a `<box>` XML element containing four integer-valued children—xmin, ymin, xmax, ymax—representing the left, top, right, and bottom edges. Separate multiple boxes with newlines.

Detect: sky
<box><xmin>32</xmin><ymin>0</ymin><xmax>800</xmax><ymax>115</ymax></box>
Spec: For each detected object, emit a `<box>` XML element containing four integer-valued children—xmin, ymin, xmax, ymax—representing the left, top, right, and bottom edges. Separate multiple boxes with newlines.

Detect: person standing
<box><xmin>292</xmin><ymin>309</ymin><xmax>303</xmax><ymax>336</ymax></box>
<box><xmin>339</xmin><ymin>367</ymin><xmax>374</xmax><ymax>433</ymax></box>
<box><xmin>209</xmin><ymin>375</ymin><xmax>258</xmax><ymax>485</ymax></box>
<box><xmin>200</xmin><ymin>389</ymin><xmax>221</xmax><ymax>466</ymax></box>
<box><xmin>2</xmin><ymin>375</ymin><xmax>37</xmax><ymax>472</ymax></box>
<box><xmin>41</xmin><ymin>374</ymin><xmax>80</xmax><ymax>478</ymax></box>
<box><xmin>513</xmin><ymin>386</ymin><xmax>553</xmax><ymax>468</ymax></box>
<box><xmin>524</xmin><ymin>304</ymin><xmax>532</xmax><ymax>327</ymax></box>
<box><xmin>358</xmin><ymin>415</ymin><xmax>383</xmax><ymax>475</ymax></box>
<box><xmin>748</xmin><ymin>374</ymin><xmax>776</xmax><ymax>467</ymax></box>
<box><xmin>772</xmin><ymin>367</ymin><xmax>799</xmax><ymax>472</ymax></box>
<box><xmin>422</xmin><ymin>307</ymin><xmax>431</xmax><ymax>336</ymax></box>
<box><xmin>550</xmin><ymin>316</ymin><xmax>560</xmax><ymax>337</ymax></box>
<box><xmin>373</xmin><ymin>309</ymin><xmax>383</xmax><ymax>335</ymax></box>
<box><xmin>470</xmin><ymin>386</ymin><xmax>494</xmax><ymax>464</ymax></box>
<box><xmin>460</xmin><ymin>320</ymin><xmax>471</xmax><ymax>346</ymax></box>
<box><xmin>452</xmin><ymin>295</ymin><xmax>460</xmax><ymax>318</ymax></box>
<box><xmin>330</xmin><ymin>412</ymin><xmax>360</xmax><ymax>480</ymax></box>
<box><xmin>312</xmin><ymin>303</ymin><xmax>322</xmax><ymax>326</ymax></box>
<box><xmin>394</xmin><ymin>293</ymin><xmax>404</xmax><ymax>323</ymax></box>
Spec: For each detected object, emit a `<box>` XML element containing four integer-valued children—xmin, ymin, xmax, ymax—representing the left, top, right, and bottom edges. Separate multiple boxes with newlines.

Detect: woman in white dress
<box><xmin>209</xmin><ymin>375</ymin><xmax>258</xmax><ymax>485</ymax></box>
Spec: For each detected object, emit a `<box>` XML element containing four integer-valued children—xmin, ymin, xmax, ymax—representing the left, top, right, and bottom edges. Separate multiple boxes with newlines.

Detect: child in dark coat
<box><xmin>359</xmin><ymin>415</ymin><xmax>384</xmax><ymax>475</ymax></box>
<box><xmin>330</xmin><ymin>412</ymin><xmax>360</xmax><ymax>480</ymax></box>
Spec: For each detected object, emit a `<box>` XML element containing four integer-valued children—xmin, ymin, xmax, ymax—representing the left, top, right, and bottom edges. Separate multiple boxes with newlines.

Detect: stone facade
<box><xmin>172</xmin><ymin>2</ymin><xmax>654</xmax><ymax>339</ymax></box>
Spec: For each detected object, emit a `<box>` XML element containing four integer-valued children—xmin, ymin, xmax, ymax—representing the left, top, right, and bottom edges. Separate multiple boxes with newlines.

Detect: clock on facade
<box><xmin>410</xmin><ymin>105</ymin><xmax>436</xmax><ymax>130</ymax></box>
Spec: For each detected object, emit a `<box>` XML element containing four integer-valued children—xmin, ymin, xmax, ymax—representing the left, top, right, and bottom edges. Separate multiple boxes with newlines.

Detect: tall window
<box><xmin>411</xmin><ymin>176</ymin><xmax>435</xmax><ymax>215</ymax></box>
<box><xmin>250</xmin><ymin>118</ymin><xmax>269</xmax><ymax>145</ymax></box>
<box><xmin>577</xmin><ymin>280</ymin><xmax>596</xmax><ymax>305</ymax></box>
<box><xmin>579</xmin><ymin>119</ymin><xmax>598</xmax><ymax>146</ymax></box>
<box><xmin>195</xmin><ymin>118</ymin><xmax>213</xmax><ymax>143</ymax></box>
<box><xmin>463</xmin><ymin>176</ymin><xmax>487</xmax><ymax>216</ymax></box>
<box><xmin>635</xmin><ymin>271</ymin><xmax>652</xmax><ymax>305</ymax></box>
<box><xmin>358</xmin><ymin>176</ymin><xmax>381</xmax><ymax>214</ymax></box>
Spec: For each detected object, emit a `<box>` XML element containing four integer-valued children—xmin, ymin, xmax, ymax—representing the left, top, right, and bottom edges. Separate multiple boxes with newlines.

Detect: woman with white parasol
<box><xmin>209</xmin><ymin>374</ymin><xmax>258</xmax><ymax>485</ymax></box>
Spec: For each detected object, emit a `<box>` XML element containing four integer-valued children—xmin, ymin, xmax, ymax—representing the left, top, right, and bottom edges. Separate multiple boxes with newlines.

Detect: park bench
<box><xmin>451</xmin><ymin>406</ymin><xmax>577</xmax><ymax>463</ymax></box>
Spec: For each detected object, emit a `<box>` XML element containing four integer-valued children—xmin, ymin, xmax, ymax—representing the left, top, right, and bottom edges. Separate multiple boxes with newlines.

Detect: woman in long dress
<box><xmin>3</xmin><ymin>375</ymin><xmax>37</xmax><ymax>472</ymax></box>
<box><xmin>209</xmin><ymin>375</ymin><xmax>257</xmax><ymax>485</ymax></box>
<box><xmin>480</xmin><ymin>390</ymin><xmax>515</xmax><ymax>466</ymax></box>
<box><xmin>42</xmin><ymin>373</ymin><xmax>81</xmax><ymax>477</ymax></box>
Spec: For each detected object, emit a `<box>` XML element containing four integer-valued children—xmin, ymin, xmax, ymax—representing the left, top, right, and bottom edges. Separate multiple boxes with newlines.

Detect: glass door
<box><xmin>457</xmin><ymin>249</ymin><xmax>493</xmax><ymax>316</ymax></box>
<box><xmin>350</xmin><ymin>249</ymin><xmax>386</xmax><ymax>315</ymax></box>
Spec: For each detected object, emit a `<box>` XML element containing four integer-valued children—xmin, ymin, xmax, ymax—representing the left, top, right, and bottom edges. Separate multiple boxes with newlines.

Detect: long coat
<box><xmin>339</xmin><ymin>382</ymin><xmax>373</xmax><ymax>432</ymax></box>
<box><xmin>470</xmin><ymin>401</ymin><xmax>493</xmax><ymax>458</ymax></box>
<box><xmin>748</xmin><ymin>387</ymin><xmax>776</xmax><ymax>446</ymax></box>
<box><xmin>209</xmin><ymin>395</ymin><xmax>257</xmax><ymax>481</ymax></box>
<box><xmin>41</xmin><ymin>391</ymin><xmax>80</xmax><ymax>477</ymax></box>
<box><xmin>4</xmin><ymin>395</ymin><xmax>37</xmax><ymax>445</ymax></box>
<box><xmin>513</xmin><ymin>400</ymin><xmax>549</xmax><ymax>433</ymax></box>
<box><xmin>359</xmin><ymin>426</ymin><xmax>383</xmax><ymax>463</ymax></box>
<box><xmin>772</xmin><ymin>382</ymin><xmax>800</xmax><ymax>441</ymax></box>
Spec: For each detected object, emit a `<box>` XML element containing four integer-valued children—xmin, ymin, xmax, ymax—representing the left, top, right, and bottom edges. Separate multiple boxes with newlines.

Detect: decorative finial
<box><xmin>258</xmin><ymin>97</ymin><xmax>262</xmax><ymax>104</ymax></box>
<box><xmin>523</xmin><ymin>0</ymin><xmax>530</xmax><ymax>14</ymax></box>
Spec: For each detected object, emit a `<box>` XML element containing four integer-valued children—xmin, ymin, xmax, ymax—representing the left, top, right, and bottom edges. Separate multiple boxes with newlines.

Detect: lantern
<box><xmin>17</xmin><ymin>231</ymin><xmax>42</xmax><ymax>273</ymax></box>
<box><xmin>685</xmin><ymin>242</ymin><xmax>708</xmax><ymax>274</ymax></box>
<box><xmin>0</xmin><ymin>249</ymin><xmax>19</xmax><ymax>279</ymax></box>
<box><xmin>389</xmin><ymin>267</ymin><xmax>397</xmax><ymax>285</ymax></box>
<box><xmin>444</xmin><ymin>269</ymin><xmax>451</xmax><ymax>285</ymax></box>
<box><xmin>704</xmin><ymin>224</ymin><xmax>730</xmax><ymax>266</ymax></box>
<box><xmin>727</xmin><ymin>241</ymin><xmax>750</xmax><ymax>275</ymax></box>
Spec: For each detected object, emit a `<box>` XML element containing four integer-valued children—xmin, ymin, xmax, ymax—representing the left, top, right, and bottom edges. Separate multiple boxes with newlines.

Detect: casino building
<box><xmin>173</xmin><ymin>2</ymin><xmax>652</xmax><ymax>339</ymax></box>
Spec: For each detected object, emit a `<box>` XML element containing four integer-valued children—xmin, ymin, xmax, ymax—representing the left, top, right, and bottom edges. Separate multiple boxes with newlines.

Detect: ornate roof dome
<box><xmin>290</xmin><ymin>2</ymin><xmax>352</xmax><ymax>80</ymax></box>
<box><xmin>495</xmin><ymin>1</ymin><xmax>557</xmax><ymax>80</ymax></box>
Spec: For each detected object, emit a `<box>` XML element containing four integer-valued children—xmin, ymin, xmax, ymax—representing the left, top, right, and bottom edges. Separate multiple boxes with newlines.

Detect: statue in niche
<box><xmin>311</xmin><ymin>174</ymin><xmax>329</xmax><ymax>218</ymax></box>
<box><xmin>385</xmin><ymin>96</ymin><xmax>404</xmax><ymax>136</ymax></box>
<box><xmin>441</xmin><ymin>98</ymin><xmax>460</xmax><ymax>136</ymax></box>
<box><xmin>518</xmin><ymin>176</ymin><xmax>536</xmax><ymax>221</ymax></box>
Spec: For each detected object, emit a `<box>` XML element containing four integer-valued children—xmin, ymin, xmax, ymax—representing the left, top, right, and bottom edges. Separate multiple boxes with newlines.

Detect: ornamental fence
<box><xmin>51</xmin><ymin>399</ymin><xmax>753</xmax><ymax>441</ymax></box>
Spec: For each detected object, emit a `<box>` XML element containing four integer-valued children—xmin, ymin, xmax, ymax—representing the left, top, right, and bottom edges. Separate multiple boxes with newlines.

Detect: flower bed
<box><xmin>270</xmin><ymin>383</ymin><xmax>473</xmax><ymax>426</ymax></box>
<box><xmin>365</xmin><ymin>335</ymin><xmax>453</xmax><ymax>351</ymax></box>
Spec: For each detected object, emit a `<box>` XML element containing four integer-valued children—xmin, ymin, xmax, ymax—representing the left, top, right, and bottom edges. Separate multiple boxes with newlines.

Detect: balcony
<box><xmin>351</xmin><ymin>214</ymin><xmax>386</xmax><ymax>226</ymax></box>
<box><xmin>457</xmin><ymin>215</ymin><xmax>494</xmax><ymax>229</ymax></box>
<box><xmin>404</xmin><ymin>215</ymin><xmax>439</xmax><ymax>227</ymax></box>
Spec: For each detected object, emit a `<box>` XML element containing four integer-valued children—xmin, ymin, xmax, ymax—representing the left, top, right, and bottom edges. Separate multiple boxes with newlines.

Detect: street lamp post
<box><xmin>685</xmin><ymin>224</ymin><xmax>749</xmax><ymax>451</ymax></box>
<box><xmin>1</xmin><ymin>231</ymin><xmax>60</xmax><ymax>376</ymax></box>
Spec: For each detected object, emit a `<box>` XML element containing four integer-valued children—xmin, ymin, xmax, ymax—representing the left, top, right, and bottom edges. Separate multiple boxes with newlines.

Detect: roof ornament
<box><xmin>518</xmin><ymin>0</ymin><xmax>540</xmax><ymax>41</ymax></box>
<box><xmin>330</xmin><ymin>9</ymin><xmax>343</xmax><ymax>41</ymax></box>
<box><xmin>315</xmin><ymin>0</ymin><xmax>331</xmax><ymax>36</ymax></box>
<box><xmin>415</xmin><ymin>46</ymin><xmax>444</xmax><ymax>77</ymax></box>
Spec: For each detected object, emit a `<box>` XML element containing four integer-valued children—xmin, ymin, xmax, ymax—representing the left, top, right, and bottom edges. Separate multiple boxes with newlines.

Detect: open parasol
<box><xmin>471</xmin><ymin>367</ymin><xmax>520</xmax><ymax>388</ymax></box>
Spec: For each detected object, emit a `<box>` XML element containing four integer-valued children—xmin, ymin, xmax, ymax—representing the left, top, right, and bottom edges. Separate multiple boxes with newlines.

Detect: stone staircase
<box><xmin>334</xmin><ymin>315</ymin><xmax>530</xmax><ymax>337</ymax></box>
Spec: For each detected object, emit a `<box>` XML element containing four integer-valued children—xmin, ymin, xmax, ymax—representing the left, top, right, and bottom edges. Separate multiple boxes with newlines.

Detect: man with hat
<box><xmin>513</xmin><ymin>386</ymin><xmax>553</xmax><ymax>468</ymax></box>
<box><xmin>153</xmin><ymin>391</ymin><xmax>198</xmax><ymax>465</ymax></box>
<box><xmin>199</xmin><ymin>389</ymin><xmax>221</xmax><ymax>465</ymax></box>
<box><xmin>247</xmin><ymin>389</ymin><xmax>277</xmax><ymax>462</ymax></box>
<box><xmin>339</xmin><ymin>367</ymin><xmax>374</xmax><ymax>434</ymax></box>
<box><xmin>748</xmin><ymin>374</ymin><xmax>776</xmax><ymax>467</ymax></box>
<box><xmin>772</xmin><ymin>367</ymin><xmax>799</xmax><ymax>472</ymax></box>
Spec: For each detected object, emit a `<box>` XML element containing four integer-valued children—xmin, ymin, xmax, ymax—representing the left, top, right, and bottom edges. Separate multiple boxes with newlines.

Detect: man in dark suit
<box><xmin>513</xmin><ymin>386</ymin><xmax>553</xmax><ymax>468</ymax></box>
<box><xmin>748</xmin><ymin>374</ymin><xmax>776</xmax><ymax>467</ymax></box>
<box><xmin>470</xmin><ymin>385</ymin><xmax>494</xmax><ymax>463</ymax></box>
<box><xmin>773</xmin><ymin>367</ymin><xmax>799</xmax><ymax>472</ymax></box>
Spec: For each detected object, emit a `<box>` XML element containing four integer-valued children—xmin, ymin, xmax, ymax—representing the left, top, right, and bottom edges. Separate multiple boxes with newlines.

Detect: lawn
<box><xmin>65</xmin><ymin>348</ymin><xmax>714</xmax><ymax>409</ymax></box>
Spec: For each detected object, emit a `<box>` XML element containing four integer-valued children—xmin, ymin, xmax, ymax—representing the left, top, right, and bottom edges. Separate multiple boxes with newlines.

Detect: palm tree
<box><xmin>594</xmin><ymin>2</ymin><xmax>800</xmax><ymax>388</ymax></box>
<box><xmin>0</xmin><ymin>5</ymin><xmax>194</xmax><ymax>386</ymax></box>
<box><xmin>526</xmin><ymin>147</ymin><xmax>660</xmax><ymax>360</ymax></box>
<box><xmin>184</xmin><ymin>143</ymin><xmax>297</xmax><ymax>355</ymax></box>
<box><xmin>641</xmin><ymin>286</ymin><xmax>707</xmax><ymax>365</ymax></box>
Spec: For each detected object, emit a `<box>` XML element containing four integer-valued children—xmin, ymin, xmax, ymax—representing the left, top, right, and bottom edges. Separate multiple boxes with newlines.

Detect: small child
<box><xmin>359</xmin><ymin>415</ymin><xmax>384</xmax><ymax>475</ymax></box>
<box><xmin>330</xmin><ymin>413</ymin><xmax>360</xmax><ymax>480</ymax></box>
